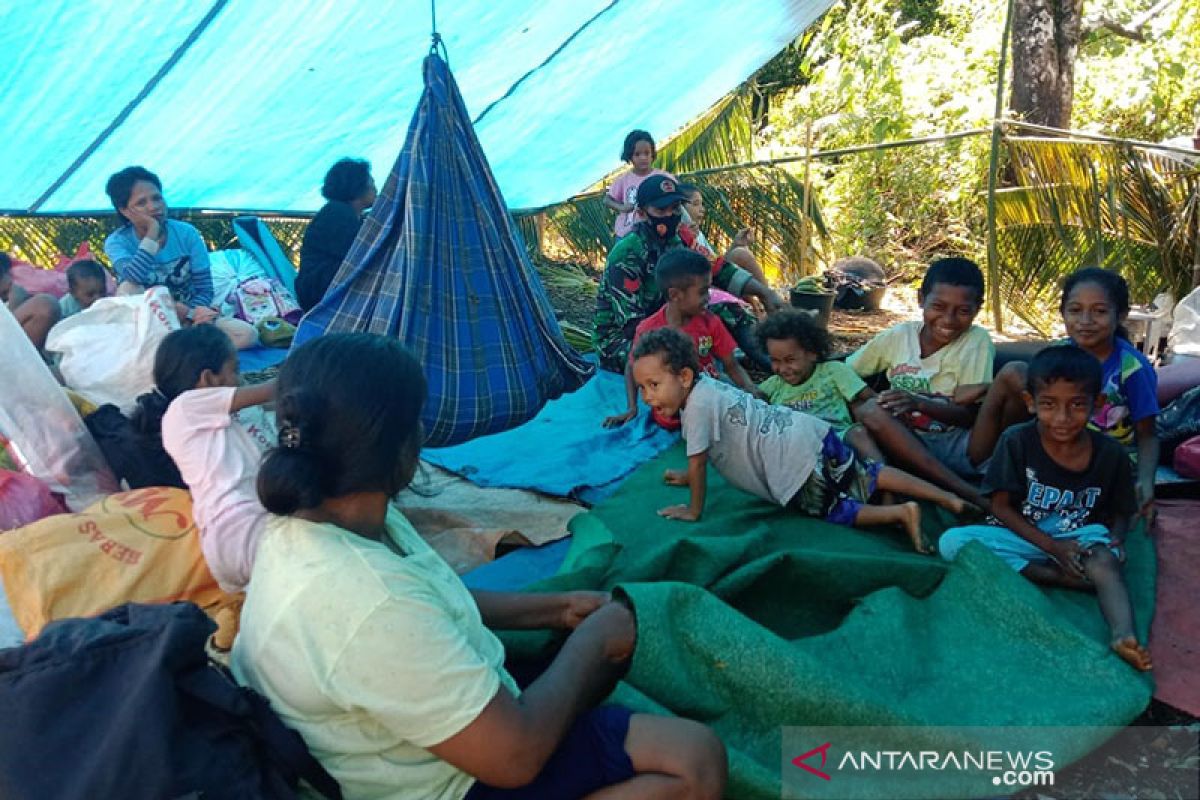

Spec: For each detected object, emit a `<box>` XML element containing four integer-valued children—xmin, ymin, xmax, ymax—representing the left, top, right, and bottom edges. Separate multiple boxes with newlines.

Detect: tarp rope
<box><xmin>472</xmin><ymin>0</ymin><xmax>621</xmax><ymax>126</ymax></box>
<box><xmin>28</xmin><ymin>0</ymin><xmax>230</xmax><ymax>213</ymax></box>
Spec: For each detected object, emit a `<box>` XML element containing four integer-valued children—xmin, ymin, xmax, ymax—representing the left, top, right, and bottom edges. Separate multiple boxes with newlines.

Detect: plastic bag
<box><xmin>46</xmin><ymin>286</ymin><xmax>180</xmax><ymax>414</ymax></box>
<box><xmin>0</xmin><ymin>470</ymin><xmax>66</xmax><ymax>531</ymax></box>
<box><xmin>1168</xmin><ymin>286</ymin><xmax>1200</xmax><ymax>358</ymax></box>
<box><xmin>232</xmin><ymin>277</ymin><xmax>301</xmax><ymax>325</ymax></box>
<box><xmin>0</xmin><ymin>304</ymin><xmax>117</xmax><ymax>511</ymax></box>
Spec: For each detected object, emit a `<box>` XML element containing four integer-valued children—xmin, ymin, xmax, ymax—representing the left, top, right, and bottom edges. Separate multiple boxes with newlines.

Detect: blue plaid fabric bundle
<box><xmin>295</xmin><ymin>54</ymin><xmax>593</xmax><ymax>446</ymax></box>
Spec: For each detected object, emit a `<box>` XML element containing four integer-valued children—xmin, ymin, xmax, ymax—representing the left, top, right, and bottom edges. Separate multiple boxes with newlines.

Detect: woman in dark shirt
<box><xmin>296</xmin><ymin>158</ymin><xmax>377</xmax><ymax>311</ymax></box>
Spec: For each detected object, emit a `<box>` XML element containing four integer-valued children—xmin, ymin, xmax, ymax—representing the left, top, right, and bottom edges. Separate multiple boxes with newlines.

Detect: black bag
<box><xmin>85</xmin><ymin>403</ymin><xmax>186</xmax><ymax>489</ymax></box>
<box><xmin>0</xmin><ymin>602</ymin><xmax>341</xmax><ymax>800</ymax></box>
<box><xmin>1157</xmin><ymin>384</ymin><xmax>1200</xmax><ymax>461</ymax></box>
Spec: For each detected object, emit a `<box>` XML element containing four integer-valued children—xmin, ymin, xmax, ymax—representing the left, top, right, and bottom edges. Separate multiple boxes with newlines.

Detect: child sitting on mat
<box><xmin>756</xmin><ymin>308</ymin><xmax>885</xmax><ymax>462</ymax></box>
<box><xmin>156</xmin><ymin>325</ymin><xmax>275</xmax><ymax>593</ymax></box>
<box><xmin>939</xmin><ymin>347</ymin><xmax>1151</xmax><ymax>671</ymax></box>
<box><xmin>635</xmin><ymin>327</ymin><xmax>966</xmax><ymax>552</ymax></box>
<box><xmin>604</xmin><ymin>248</ymin><xmax>761</xmax><ymax>430</ymax></box>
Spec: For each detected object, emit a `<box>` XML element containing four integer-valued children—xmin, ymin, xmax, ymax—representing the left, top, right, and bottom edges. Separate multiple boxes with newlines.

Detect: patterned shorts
<box><xmin>788</xmin><ymin>428</ymin><xmax>882</xmax><ymax>525</ymax></box>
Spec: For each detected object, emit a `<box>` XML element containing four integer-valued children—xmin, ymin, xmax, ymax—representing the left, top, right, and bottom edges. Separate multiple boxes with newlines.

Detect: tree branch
<box><xmin>1082</xmin><ymin>0</ymin><xmax>1177</xmax><ymax>42</ymax></box>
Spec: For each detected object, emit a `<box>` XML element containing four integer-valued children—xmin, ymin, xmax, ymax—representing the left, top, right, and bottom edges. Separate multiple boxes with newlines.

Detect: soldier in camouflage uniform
<box><xmin>592</xmin><ymin>175</ymin><xmax>783</xmax><ymax>372</ymax></box>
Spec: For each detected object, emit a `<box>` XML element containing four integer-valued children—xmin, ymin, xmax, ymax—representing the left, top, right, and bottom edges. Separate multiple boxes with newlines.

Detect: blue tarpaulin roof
<box><xmin>0</xmin><ymin>0</ymin><xmax>831</xmax><ymax>214</ymax></box>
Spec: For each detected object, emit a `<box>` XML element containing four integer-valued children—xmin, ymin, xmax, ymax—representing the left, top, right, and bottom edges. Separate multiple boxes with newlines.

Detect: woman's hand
<box><xmin>574</xmin><ymin>601</ymin><xmax>636</xmax><ymax>663</ymax></box>
<box><xmin>557</xmin><ymin>591</ymin><xmax>611</xmax><ymax>629</ymax></box>
<box><xmin>126</xmin><ymin>206</ymin><xmax>161</xmax><ymax>242</ymax></box>
<box><xmin>190</xmin><ymin>306</ymin><xmax>219</xmax><ymax>325</ymax></box>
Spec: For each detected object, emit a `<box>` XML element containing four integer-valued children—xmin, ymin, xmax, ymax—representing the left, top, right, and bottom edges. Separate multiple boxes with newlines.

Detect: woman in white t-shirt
<box><xmin>232</xmin><ymin>332</ymin><xmax>726</xmax><ymax>800</ymax></box>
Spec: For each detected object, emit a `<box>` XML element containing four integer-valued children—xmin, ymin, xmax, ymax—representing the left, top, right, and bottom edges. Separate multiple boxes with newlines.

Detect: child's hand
<box><xmin>1135</xmin><ymin>481</ymin><xmax>1156</xmax><ymax>527</ymax></box>
<box><xmin>878</xmin><ymin>389</ymin><xmax>922</xmax><ymax>416</ymax></box>
<box><xmin>663</xmin><ymin>469</ymin><xmax>689</xmax><ymax>486</ymax></box>
<box><xmin>1049</xmin><ymin>540</ymin><xmax>1087</xmax><ymax>581</ymax></box>
<box><xmin>602</xmin><ymin>409</ymin><xmax>636</xmax><ymax>428</ymax></box>
<box><xmin>733</xmin><ymin>227</ymin><xmax>754</xmax><ymax>248</ymax></box>
<box><xmin>658</xmin><ymin>504</ymin><xmax>698</xmax><ymax>521</ymax></box>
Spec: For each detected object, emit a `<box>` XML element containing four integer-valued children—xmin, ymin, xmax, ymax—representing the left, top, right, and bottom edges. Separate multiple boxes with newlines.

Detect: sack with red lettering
<box><xmin>46</xmin><ymin>286</ymin><xmax>181</xmax><ymax>415</ymax></box>
<box><xmin>0</xmin><ymin>487</ymin><xmax>235</xmax><ymax>640</ymax></box>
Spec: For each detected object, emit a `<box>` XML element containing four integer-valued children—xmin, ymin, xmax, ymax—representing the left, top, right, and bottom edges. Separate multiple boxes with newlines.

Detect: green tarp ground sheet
<box><xmin>505</xmin><ymin>443</ymin><xmax>1155</xmax><ymax>800</ymax></box>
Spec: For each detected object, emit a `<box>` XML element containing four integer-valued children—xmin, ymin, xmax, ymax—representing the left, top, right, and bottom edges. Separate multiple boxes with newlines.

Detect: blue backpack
<box><xmin>0</xmin><ymin>602</ymin><xmax>341</xmax><ymax>800</ymax></box>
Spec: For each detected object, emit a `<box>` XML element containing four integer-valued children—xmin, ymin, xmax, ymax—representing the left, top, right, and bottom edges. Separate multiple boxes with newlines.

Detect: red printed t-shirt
<box><xmin>633</xmin><ymin>307</ymin><xmax>736</xmax><ymax>430</ymax></box>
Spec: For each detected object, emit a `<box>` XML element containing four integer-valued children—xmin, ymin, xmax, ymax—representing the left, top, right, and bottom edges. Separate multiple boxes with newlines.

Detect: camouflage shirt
<box><xmin>592</xmin><ymin>223</ymin><xmax>753</xmax><ymax>371</ymax></box>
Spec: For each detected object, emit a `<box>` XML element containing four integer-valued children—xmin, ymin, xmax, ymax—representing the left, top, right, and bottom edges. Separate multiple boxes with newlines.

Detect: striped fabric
<box><xmin>294</xmin><ymin>54</ymin><xmax>593</xmax><ymax>447</ymax></box>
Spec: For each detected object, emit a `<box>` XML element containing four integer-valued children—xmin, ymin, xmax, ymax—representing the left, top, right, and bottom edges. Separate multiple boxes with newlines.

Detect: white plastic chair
<box><xmin>1126</xmin><ymin>292</ymin><xmax>1174</xmax><ymax>363</ymax></box>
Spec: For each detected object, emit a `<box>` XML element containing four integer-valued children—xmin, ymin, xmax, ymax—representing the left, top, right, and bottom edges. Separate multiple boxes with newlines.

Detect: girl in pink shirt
<box><xmin>603</xmin><ymin>130</ymin><xmax>675</xmax><ymax>238</ymax></box>
<box><xmin>150</xmin><ymin>325</ymin><xmax>276</xmax><ymax>592</ymax></box>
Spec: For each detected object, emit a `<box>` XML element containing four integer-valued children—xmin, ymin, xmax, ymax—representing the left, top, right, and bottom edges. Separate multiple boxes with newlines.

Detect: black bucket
<box><xmin>789</xmin><ymin>290</ymin><xmax>836</xmax><ymax>329</ymax></box>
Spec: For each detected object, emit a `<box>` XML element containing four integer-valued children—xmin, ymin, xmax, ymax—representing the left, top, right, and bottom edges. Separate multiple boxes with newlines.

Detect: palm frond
<box><xmin>656</xmin><ymin>89</ymin><xmax>754</xmax><ymax>175</ymax></box>
<box><xmin>995</xmin><ymin>137</ymin><xmax>1199</xmax><ymax>333</ymax></box>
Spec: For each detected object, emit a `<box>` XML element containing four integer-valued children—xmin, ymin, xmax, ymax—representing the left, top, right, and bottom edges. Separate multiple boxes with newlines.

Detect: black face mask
<box><xmin>649</xmin><ymin>212</ymin><xmax>681</xmax><ymax>240</ymax></box>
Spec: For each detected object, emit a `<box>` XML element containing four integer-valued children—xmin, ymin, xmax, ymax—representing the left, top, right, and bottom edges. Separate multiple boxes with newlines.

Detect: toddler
<box><xmin>635</xmin><ymin>327</ymin><xmax>966</xmax><ymax>553</ymax></box>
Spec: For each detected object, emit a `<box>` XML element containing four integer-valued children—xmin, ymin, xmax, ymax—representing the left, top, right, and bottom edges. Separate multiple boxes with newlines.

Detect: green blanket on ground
<box><xmin>513</xmin><ymin>443</ymin><xmax>1155</xmax><ymax>799</ymax></box>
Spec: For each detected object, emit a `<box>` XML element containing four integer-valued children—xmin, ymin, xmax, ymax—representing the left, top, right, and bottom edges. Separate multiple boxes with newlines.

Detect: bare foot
<box><xmin>1111</xmin><ymin>637</ymin><xmax>1153</xmax><ymax>672</ymax></box>
<box><xmin>897</xmin><ymin>501</ymin><xmax>934</xmax><ymax>554</ymax></box>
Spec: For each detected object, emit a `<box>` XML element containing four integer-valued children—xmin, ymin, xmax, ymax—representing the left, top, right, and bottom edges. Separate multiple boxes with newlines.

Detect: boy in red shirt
<box><xmin>604</xmin><ymin>248</ymin><xmax>762</xmax><ymax>430</ymax></box>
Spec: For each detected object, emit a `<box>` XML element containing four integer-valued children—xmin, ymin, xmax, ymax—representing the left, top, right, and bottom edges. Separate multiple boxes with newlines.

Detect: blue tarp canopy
<box><xmin>0</xmin><ymin>0</ymin><xmax>831</xmax><ymax>214</ymax></box>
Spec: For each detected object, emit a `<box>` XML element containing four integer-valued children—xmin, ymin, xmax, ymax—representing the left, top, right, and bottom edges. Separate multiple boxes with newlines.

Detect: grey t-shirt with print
<box><xmin>680</xmin><ymin>376</ymin><xmax>831</xmax><ymax>505</ymax></box>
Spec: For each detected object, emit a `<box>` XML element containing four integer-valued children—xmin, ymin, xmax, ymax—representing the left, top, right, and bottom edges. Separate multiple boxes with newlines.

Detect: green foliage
<box><xmin>526</xmin><ymin>85</ymin><xmax>827</xmax><ymax>283</ymax></box>
<box><xmin>995</xmin><ymin>137</ymin><xmax>1199</xmax><ymax>333</ymax></box>
<box><xmin>0</xmin><ymin>213</ymin><xmax>308</xmax><ymax>270</ymax></box>
<box><xmin>1075</xmin><ymin>0</ymin><xmax>1200</xmax><ymax>141</ymax></box>
<box><xmin>769</xmin><ymin>0</ymin><xmax>1002</xmax><ymax>278</ymax></box>
<box><xmin>655</xmin><ymin>90</ymin><xmax>754</xmax><ymax>175</ymax></box>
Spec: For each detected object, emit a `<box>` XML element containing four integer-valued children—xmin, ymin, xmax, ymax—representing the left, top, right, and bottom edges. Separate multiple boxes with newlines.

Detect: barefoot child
<box><xmin>602</xmin><ymin>130</ymin><xmax>674</xmax><ymax>238</ymax></box>
<box><xmin>604</xmin><ymin>248</ymin><xmax>762</xmax><ymax>430</ymax></box>
<box><xmin>634</xmin><ymin>328</ymin><xmax>965</xmax><ymax>552</ymax></box>
<box><xmin>156</xmin><ymin>325</ymin><xmax>275</xmax><ymax>593</ymax></box>
<box><xmin>846</xmin><ymin>258</ymin><xmax>1032</xmax><ymax>509</ymax></box>
<box><xmin>939</xmin><ymin>347</ymin><xmax>1151</xmax><ymax>671</ymax></box>
<box><xmin>756</xmin><ymin>308</ymin><xmax>885</xmax><ymax>462</ymax></box>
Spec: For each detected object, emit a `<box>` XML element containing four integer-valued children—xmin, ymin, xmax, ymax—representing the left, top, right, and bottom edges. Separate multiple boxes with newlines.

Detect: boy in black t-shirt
<box><xmin>939</xmin><ymin>347</ymin><xmax>1151</xmax><ymax>671</ymax></box>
